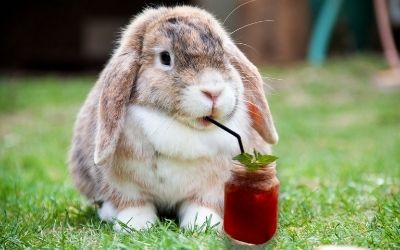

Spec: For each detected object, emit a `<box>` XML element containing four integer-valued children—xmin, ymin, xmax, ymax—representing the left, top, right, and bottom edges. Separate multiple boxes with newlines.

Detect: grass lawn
<box><xmin>0</xmin><ymin>55</ymin><xmax>399</xmax><ymax>249</ymax></box>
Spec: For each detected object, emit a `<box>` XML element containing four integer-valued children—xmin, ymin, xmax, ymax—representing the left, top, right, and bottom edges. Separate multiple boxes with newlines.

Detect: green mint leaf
<box><xmin>257</xmin><ymin>155</ymin><xmax>279</xmax><ymax>165</ymax></box>
<box><xmin>233</xmin><ymin>153</ymin><xmax>253</xmax><ymax>165</ymax></box>
<box><xmin>233</xmin><ymin>149</ymin><xmax>278</xmax><ymax>171</ymax></box>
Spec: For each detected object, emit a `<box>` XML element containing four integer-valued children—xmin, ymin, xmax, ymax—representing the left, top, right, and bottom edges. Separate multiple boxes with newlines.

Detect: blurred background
<box><xmin>0</xmin><ymin>0</ymin><xmax>393</xmax><ymax>72</ymax></box>
<box><xmin>0</xmin><ymin>1</ymin><xmax>399</xmax><ymax>248</ymax></box>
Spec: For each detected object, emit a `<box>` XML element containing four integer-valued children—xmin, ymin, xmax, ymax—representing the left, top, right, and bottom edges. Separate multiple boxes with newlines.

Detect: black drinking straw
<box><xmin>205</xmin><ymin>116</ymin><xmax>245</xmax><ymax>154</ymax></box>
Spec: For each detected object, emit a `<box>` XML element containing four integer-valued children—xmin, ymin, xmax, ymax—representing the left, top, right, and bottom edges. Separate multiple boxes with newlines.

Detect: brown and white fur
<box><xmin>69</xmin><ymin>6</ymin><xmax>278</xmax><ymax>231</ymax></box>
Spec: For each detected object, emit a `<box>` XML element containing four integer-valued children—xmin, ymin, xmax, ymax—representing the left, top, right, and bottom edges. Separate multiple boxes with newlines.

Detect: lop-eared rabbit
<box><xmin>69</xmin><ymin>6</ymin><xmax>278</xmax><ymax>231</ymax></box>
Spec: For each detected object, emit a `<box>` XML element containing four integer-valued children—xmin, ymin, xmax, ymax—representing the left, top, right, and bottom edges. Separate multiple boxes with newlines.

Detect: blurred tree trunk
<box><xmin>233</xmin><ymin>0</ymin><xmax>311</xmax><ymax>65</ymax></box>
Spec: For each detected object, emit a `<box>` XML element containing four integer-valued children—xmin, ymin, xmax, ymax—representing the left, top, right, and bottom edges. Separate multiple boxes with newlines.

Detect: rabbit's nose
<box><xmin>201</xmin><ymin>89</ymin><xmax>222</xmax><ymax>103</ymax></box>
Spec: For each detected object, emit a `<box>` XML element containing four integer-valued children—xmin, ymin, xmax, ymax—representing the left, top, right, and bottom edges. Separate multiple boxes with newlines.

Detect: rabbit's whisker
<box><xmin>240</xmin><ymin>76</ymin><xmax>261</xmax><ymax>91</ymax></box>
<box><xmin>223</xmin><ymin>0</ymin><xmax>257</xmax><ymax>25</ymax></box>
<box><xmin>242</xmin><ymin>98</ymin><xmax>258</xmax><ymax>107</ymax></box>
<box><xmin>240</xmin><ymin>75</ymin><xmax>277</xmax><ymax>92</ymax></box>
<box><xmin>261</xmin><ymin>75</ymin><xmax>283</xmax><ymax>81</ymax></box>
<box><xmin>230</xmin><ymin>19</ymin><xmax>274</xmax><ymax>35</ymax></box>
<box><xmin>234</xmin><ymin>42</ymin><xmax>258</xmax><ymax>53</ymax></box>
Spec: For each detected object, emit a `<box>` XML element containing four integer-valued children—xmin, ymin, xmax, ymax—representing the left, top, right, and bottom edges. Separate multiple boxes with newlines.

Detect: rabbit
<box><xmin>68</xmin><ymin>5</ymin><xmax>278</xmax><ymax>232</ymax></box>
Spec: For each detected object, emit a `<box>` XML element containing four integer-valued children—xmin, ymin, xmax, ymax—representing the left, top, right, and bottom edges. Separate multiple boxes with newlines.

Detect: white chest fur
<box><xmin>111</xmin><ymin>105</ymin><xmax>250</xmax><ymax>206</ymax></box>
<box><xmin>120</xmin><ymin>156</ymin><xmax>230</xmax><ymax>206</ymax></box>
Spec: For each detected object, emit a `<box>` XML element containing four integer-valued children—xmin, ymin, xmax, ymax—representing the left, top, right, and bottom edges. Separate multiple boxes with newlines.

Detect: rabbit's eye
<box><xmin>160</xmin><ymin>51</ymin><xmax>171</xmax><ymax>66</ymax></box>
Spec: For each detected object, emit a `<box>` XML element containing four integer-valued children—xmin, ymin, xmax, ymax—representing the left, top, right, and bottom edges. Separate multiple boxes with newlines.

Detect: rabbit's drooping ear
<box><xmin>227</xmin><ymin>43</ymin><xmax>278</xmax><ymax>144</ymax></box>
<box><xmin>94</xmin><ymin>52</ymin><xmax>138</xmax><ymax>165</ymax></box>
<box><xmin>94</xmin><ymin>8</ymin><xmax>163</xmax><ymax>165</ymax></box>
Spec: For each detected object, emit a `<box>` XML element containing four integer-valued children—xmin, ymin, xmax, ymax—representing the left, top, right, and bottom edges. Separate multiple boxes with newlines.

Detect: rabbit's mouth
<box><xmin>196</xmin><ymin>115</ymin><xmax>232</xmax><ymax>129</ymax></box>
<box><xmin>175</xmin><ymin>103</ymin><xmax>236</xmax><ymax>130</ymax></box>
<box><xmin>197</xmin><ymin>117</ymin><xmax>213</xmax><ymax>127</ymax></box>
<box><xmin>179</xmin><ymin>116</ymin><xmax>218</xmax><ymax>130</ymax></box>
<box><xmin>175</xmin><ymin>109</ymin><xmax>237</xmax><ymax>132</ymax></box>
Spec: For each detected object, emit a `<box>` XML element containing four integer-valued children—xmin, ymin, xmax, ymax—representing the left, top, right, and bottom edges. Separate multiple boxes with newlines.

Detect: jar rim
<box><xmin>232</xmin><ymin>161</ymin><xmax>276</xmax><ymax>171</ymax></box>
<box><xmin>231</xmin><ymin>161</ymin><xmax>277</xmax><ymax>181</ymax></box>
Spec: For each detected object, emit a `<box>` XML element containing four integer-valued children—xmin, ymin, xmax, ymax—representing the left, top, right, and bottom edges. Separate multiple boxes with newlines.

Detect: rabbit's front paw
<box><xmin>97</xmin><ymin>201</ymin><xmax>117</xmax><ymax>222</ymax></box>
<box><xmin>179</xmin><ymin>202</ymin><xmax>222</xmax><ymax>231</ymax></box>
<box><xmin>113</xmin><ymin>203</ymin><xmax>158</xmax><ymax>232</ymax></box>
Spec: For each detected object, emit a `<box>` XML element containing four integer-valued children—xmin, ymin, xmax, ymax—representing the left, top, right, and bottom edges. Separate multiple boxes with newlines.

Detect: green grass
<box><xmin>1</xmin><ymin>55</ymin><xmax>399</xmax><ymax>249</ymax></box>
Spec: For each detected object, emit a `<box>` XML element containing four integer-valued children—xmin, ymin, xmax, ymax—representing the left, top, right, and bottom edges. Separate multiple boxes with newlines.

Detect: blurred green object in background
<box><xmin>308</xmin><ymin>0</ymin><xmax>374</xmax><ymax>65</ymax></box>
<box><xmin>308</xmin><ymin>0</ymin><xmax>344</xmax><ymax>65</ymax></box>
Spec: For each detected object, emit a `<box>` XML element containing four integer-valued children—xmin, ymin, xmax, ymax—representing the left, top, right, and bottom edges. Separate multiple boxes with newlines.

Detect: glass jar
<box><xmin>224</xmin><ymin>162</ymin><xmax>279</xmax><ymax>245</ymax></box>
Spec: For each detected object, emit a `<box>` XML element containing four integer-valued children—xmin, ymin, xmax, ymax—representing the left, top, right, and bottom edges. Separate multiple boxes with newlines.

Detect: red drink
<box><xmin>224</xmin><ymin>163</ymin><xmax>279</xmax><ymax>245</ymax></box>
